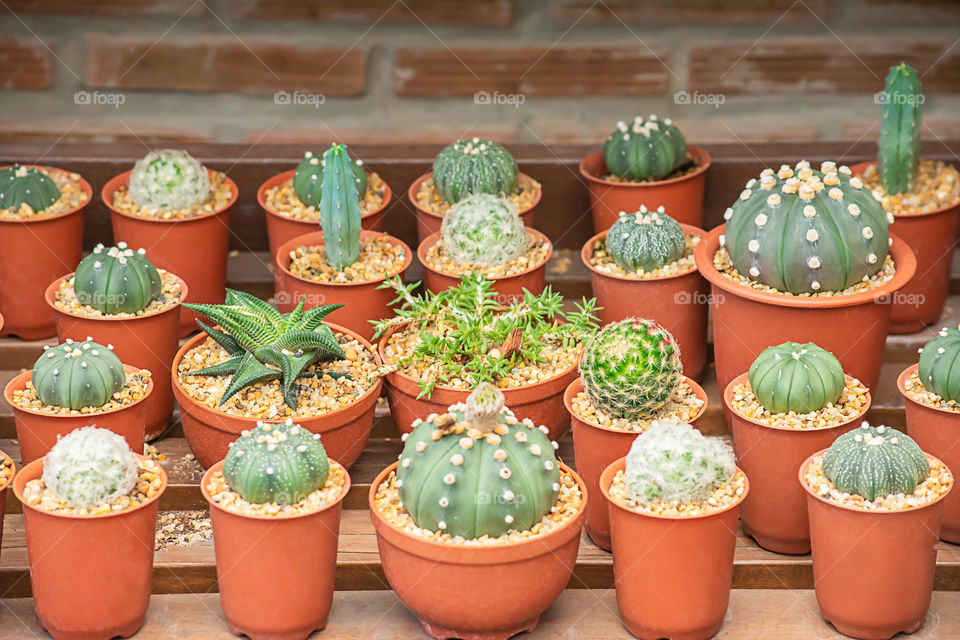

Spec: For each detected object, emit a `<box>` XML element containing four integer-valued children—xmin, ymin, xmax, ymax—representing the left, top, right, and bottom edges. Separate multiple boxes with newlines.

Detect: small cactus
<box><xmin>0</xmin><ymin>164</ymin><xmax>61</xmax><ymax>213</ymax></box>
<box><xmin>396</xmin><ymin>383</ymin><xmax>560</xmax><ymax>539</ymax></box>
<box><xmin>917</xmin><ymin>325</ymin><xmax>960</xmax><ymax>402</ymax></box>
<box><xmin>292</xmin><ymin>149</ymin><xmax>368</xmax><ymax>208</ymax></box>
<box><xmin>74</xmin><ymin>243</ymin><xmax>162</xmax><ymax>314</ymax></box>
<box><xmin>606</xmin><ymin>205</ymin><xmax>686</xmax><ymax>272</ymax></box>
<box><xmin>128</xmin><ymin>149</ymin><xmax>210</xmax><ymax>212</ymax></box>
<box><xmin>440</xmin><ymin>194</ymin><xmax>527</xmax><ymax>267</ymax></box>
<box><xmin>317</xmin><ymin>144</ymin><xmax>362</xmax><ymax>271</ymax></box>
<box><xmin>41</xmin><ymin>426</ymin><xmax>140</xmax><ymax>508</ymax></box>
<box><xmin>748</xmin><ymin>342</ymin><xmax>845</xmax><ymax>415</ymax></box>
<box><xmin>432</xmin><ymin>138</ymin><xmax>519</xmax><ymax>204</ymax></box>
<box><xmin>602</xmin><ymin>115</ymin><xmax>687</xmax><ymax>181</ymax></box>
<box><xmin>878</xmin><ymin>63</ymin><xmax>922</xmax><ymax>196</ymax></box>
<box><xmin>822</xmin><ymin>423</ymin><xmax>929</xmax><ymax>501</ymax></box>
<box><xmin>32</xmin><ymin>339</ymin><xmax>125</xmax><ymax>410</ymax></box>
<box><xmin>623</xmin><ymin>420</ymin><xmax>736</xmax><ymax>504</ymax></box>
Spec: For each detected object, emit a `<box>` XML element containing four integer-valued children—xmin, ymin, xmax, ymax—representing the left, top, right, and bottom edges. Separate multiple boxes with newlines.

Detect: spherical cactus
<box><xmin>128</xmin><ymin>149</ymin><xmax>210</xmax><ymax>212</ymax></box>
<box><xmin>41</xmin><ymin>426</ymin><xmax>140</xmax><ymax>508</ymax></box>
<box><xmin>292</xmin><ymin>148</ymin><xmax>368</xmax><ymax>208</ymax></box>
<box><xmin>724</xmin><ymin>160</ymin><xmax>891</xmax><ymax>294</ymax></box>
<box><xmin>440</xmin><ymin>194</ymin><xmax>527</xmax><ymax>267</ymax></box>
<box><xmin>606</xmin><ymin>205</ymin><xmax>686</xmax><ymax>272</ymax></box>
<box><xmin>32</xmin><ymin>339</ymin><xmax>126</xmax><ymax>410</ymax></box>
<box><xmin>0</xmin><ymin>164</ymin><xmax>61</xmax><ymax>213</ymax></box>
<box><xmin>74</xmin><ymin>242</ymin><xmax>163</xmax><ymax>314</ymax></box>
<box><xmin>602</xmin><ymin>115</ymin><xmax>687</xmax><ymax>181</ymax></box>
<box><xmin>623</xmin><ymin>420</ymin><xmax>736</xmax><ymax>504</ymax></box>
<box><xmin>580</xmin><ymin>318</ymin><xmax>683</xmax><ymax>420</ymax></box>
<box><xmin>432</xmin><ymin>138</ymin><xmax>519</xmax><ymax>205</ymax></box>
<box><xmin>396</xmin><ymin>383</ymin><xmax>560</xmax><ymax>539</ymax></box>
<box><xmin>223</xmin><ymin>419</ymin><xmax>330</xmax><ymax>505</ymax></box>
<box><xmin>747</xmin><ymin>342</ymin><xmax>845</xmax><ymax>415</ymax></box>
<box><xmin>918</xmin><ymin>326</ymin><xmax>960</xmax><ymax>403</ymax></box>
<box><xmin>822</xmin><ymin>423</ymin><xmax>929</xmax><ymax>501</ymax></box>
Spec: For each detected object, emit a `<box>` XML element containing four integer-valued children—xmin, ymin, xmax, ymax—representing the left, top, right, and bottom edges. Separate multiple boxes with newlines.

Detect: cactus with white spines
<box><xmin>42</xmin><ymin>426</ymin><xmax>140</xmax><ymax>508</ymax></box>
<box><xmin>432</xmin><ymin>138</ymin><xmax>519</xmax><ymax>204</ymax></box>
<box><xmin>606</xmin><ymin>205</ymin><xmax>686</xmax><ymax>272</ymax></box>
<box><xmin>128</xmin><ymin>149</ymin><xmax>209</xmax><ymax>212</ymax></box>
<box><xmin>602</xmin><ymin>115</ymin><xmax>687</xmax><ymax>181</ymax></box>
<box><xmin>440</xmin><ymin>194</ymin><xmax>527</xmax><ymax>267</ymax></box>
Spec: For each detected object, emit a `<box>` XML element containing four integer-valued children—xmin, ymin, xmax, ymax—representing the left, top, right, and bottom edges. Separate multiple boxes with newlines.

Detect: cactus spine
<box><xmin>42</xmin><ymin>426</ymin><xmax>140</xmax><ymax>507</ymax></box>
<box><xmin>440</xmin><ymin>194</ymin><xmax>527</xmax><ymax>267</ymax></box>
<box><xmin>317</xmin><ymin>144</ymin><xmax>362</xmax><ymax>271</ymax></box>
<box><xmin>602</xmin><ymin>115</ymin><xmax>687</xmax><ymax>181</ymax></box>
<box><xmin>822</xmin><ymin>423</ymin><xmax>929</xmax><ymax>501</ymax></box>
<box><xmin>0</xmin><ymin>165</ymin><xmax>61</xmax><ymax>213</ymax></box>
<box><xmin>878</xmin><ymin>63</ymin><xmax>922</xmax><ymax>195</ymax></box>
<box><xmin>293</xmin><ymin>149</ymin><xmax>368</xmax><ymax>208</ymax></box>
<box><xmin>917</xmin><ymin>325</ymin><xmax>960</xmax><ymax>402</ymax></box>
<box><xmin>748</xmin><ymin>342</ymin><xmax>845</xmax><ymax>415</ymax></box>
<box><xmin>73</xmin><ymin>243</ymin><xmax>163</xmax><ymax>314</ymax></box>
<box><xmin>32</xmin><ymin>339</ymin><xmax>126</xmax><ymax>410</ymax></box>
<box><xmin>432</xmin><ymin>138</ymin><xmax>519</xmax><ymax>204</ymax></box>
<box><xmin>128</xmin><ymin>149</ymin><xmax>210</xmax><ymax>212</ymax></box>
<box><xmin>606</xmin><ymin>205</ymin><xmax>686</xmax><ymax>272</ymax></box>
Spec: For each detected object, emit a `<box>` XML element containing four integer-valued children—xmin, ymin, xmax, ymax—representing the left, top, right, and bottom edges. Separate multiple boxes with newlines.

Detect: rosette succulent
<box><xmin>128</xmin><ymin>149</ymin><xmax>210</xmax><ymax>212</ymax></box>
<box><xmin>440</xmin><ymin>194</ymin><xmax>527</xmax><ymax>267</ymax></box>
<box><xmin>878</xmin><ymin>63</ymin><xmax>922</xmax><ymax>195</ymax></box>
<box><xmin>292</xmin><ymin>148</ymin><xmax>367</xmax><ymax>208</ymax></box>
<box><xmin>42</xmin><ymin>426</ymin><xmax>140</xmax><ymax>508</ymax></box>
<box><xmin>432</xmin><ymin>138</ymin><xmax>519</xmax><ymax>204</ymax></box>
<box><xmin>32</xmin><ymin>339</ymin><xmax>126</xmax><ymax>411</ymax></box>
<box><xmin>748</xmin><ymin>342</ymin><xmax>845</xmax><ymax>415</ymax></box>
<box><xmin>602</xmin><ymin>115</ymin><xmax>687</xmax><ymax>181</ymax></box>
<box><xmin>606</xmin><ymin>205</ymin><xmax>685</xmax><ymax>272</ymax></box>
<box><xmin>822</xmin><ymin>423</ymin><xmax>929</xmax><ymax>501</ymax></box>
<box><xmin>73</xmin><ymin>243</ymin><xmax>163</xmax><ymax>315</ymax></box>
<box><xmin>918</xmin><ymin>325</ymin><xmax>960</xmax><ymax>403</ymax></box>
<box><xmin>0</xmin><ymin>164</ymin><xmax>61</xmax><ymax>212</ymax></box>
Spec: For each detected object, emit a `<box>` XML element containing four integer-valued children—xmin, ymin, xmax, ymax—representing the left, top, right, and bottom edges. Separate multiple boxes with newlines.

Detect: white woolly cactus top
<box><xmin>623</xmin><ymin>420</ymin><xmax>735</xmax><ymax>505</ymax></box>
<box><xmin>42</xmin><ymin>426</ymin><xmax>139</xmax><ymax>508</ymax></box>
<box><xmin>129</xmin><ymin>149</ymin><xmax>210</xmax><ymax>212</ymax></box>
<box><xmin>440</xmin><ymin>193</ymin><xmax>527</xmax><ymax>267</ymax></box>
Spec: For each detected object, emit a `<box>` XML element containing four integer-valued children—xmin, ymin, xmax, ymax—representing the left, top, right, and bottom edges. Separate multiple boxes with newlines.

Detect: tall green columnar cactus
<box><xmin>606</xmin><ymin>205</ymin><xmax>686</xmax><ymax>272</ymax></box>
<box><xmin>822</xmin><ymin>423</ymin><xmax>929</xmax><ymax>501</ymax></box>
<box><xmin>128</xmin><ymin>149</ymin><xmax>210</xmax><ymax>212</ymax></box>
<box><xmin>32</xmin><ymin>339</ymin><xmax>126</xmax><ymax>410</ymax></box>
<box><xmin>918</xmin><ymin>325</ymin><xmax>960</xmax><ymax>402</ymax></box>
<box><xmin>440</xmin><ymin>194</ymin><xmax>527</xmax><ymax>266</ymax></box>
<box><xmin>432</xmin><ymin>138</ymin><xmax>519</xmax><ymax>204</ymax></box>
<box><xmin>0</xmin><ymin>165</ymin><xmax>61</xmax><ymax>212</ymax></box>
<box><xmin>292</xmin><ymin>149</ymin><xmax>368</xmax><ymax>208</ymax></box>
<box><xmin>396</xmin><ymin>383</ymin><xmax>561</xmax><ymax>539</ymax></box>
<box><xmin>602</xmin><ymin>115</ymin><xmax>687</xmax><ymax>181</ymax></box>
<box><xmin>748</xmin><ymin>342</ymin><xmax>845</xmax><ymax>414</ymax></box>
<box><xmin>580</xmin><ymin>318</ymin><xmax>683</xmax><ymax>420</ymax></box>
<box><xmin>724</xmin><ymin>160</ymin><xmax>892</xmax><ymax>294</ymax></box>
<box><xmin>878</xmin><ymin>63</ymin><xmax>922</xmax><ymax>195</ymax></box>
<box><xmin>42</xmin><ymin>426</ymin><xmax>140</xmax><ymax>508</ymax></box>
<box><xmin>317</xmin><ymin>144</ymin><xmax>362</xmax><ymax>271</ymax></box>
<box><xmin>73</xmin><ymin>243</ymin><xmax>163</xmax><ymax>314</ymax></box>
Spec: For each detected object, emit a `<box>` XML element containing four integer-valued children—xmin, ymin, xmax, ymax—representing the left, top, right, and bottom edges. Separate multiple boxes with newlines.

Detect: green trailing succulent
<box><xmin>128</xmin><ymin>149</ymin><xmax>210</xmax><ymax>212</ymax></box>
<box><xmin>822</xmin><ymin>423</ymin><xmax>929</xmax><ymax>501</ymax></box>
<box><xmin>878</xmin><ymin>63</ymin><xmax>922</xmax><ymax>196</ymax></box>
<box><xmin>602</xmin><ymin>115</ymin><xmax>687</xmax><ymax>181</ymax></box>
<box><xmin>0</xmin><ymin>164</ymin><xmax>61</xmax><ymax>213</ymax></box>
<box><xmin>748</xmin><ymin>342</ymin><xmax>845</xmax><ymax>415</ymax></box>
<box><xmin>440</xmin><ymin>193</ymin><xmax>527</xmax><ymax>267</ymax></box>
<box><xmin>73</xmin><ymin>243</ymin><xmax>163</xmax><ymax>315</ymax></box>
<box><xmin>605</xmin><ymin>205</ymin><xmax>686</xmax><ymax>272</ymax></box>
<box><xmin>918</xmin><ymin>325</ymin><xmax>960</xmax><ymax>403</ymax></box>
<box><xmin>183</xmin><ymin>289</ymin><xmax>346</xmax><ymax>410</ymax></box>
<box><xmin>396</xmin><ymin>383</ymin><xmax>560</xmax><ymax>539</ymax></box>
<box><xmin>32</xmin><ymin>339</ymin><xmax>126</xmax><ymax>411</ymax></box>
<box><xmin>42</xmin><ymin>426</ymin><xmax>140</xmax><ymax>508</ymax></box>
<box><xmin>292</xmin><ymin>148</ymin><xmax>368</xmax><ymax>208</ymax></box>
<box><xmin>432</xmin><ymin>138</ymin><xmax>519</xmax><ymax>204</ymax></box>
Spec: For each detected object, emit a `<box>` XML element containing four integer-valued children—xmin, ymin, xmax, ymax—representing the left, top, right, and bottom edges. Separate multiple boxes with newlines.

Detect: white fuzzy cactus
<box><xmin>128</xmin><ymin>149</ymin><xmax>210</xmax><ymax>212</ymax></box>
<box><xmin>440</xmin><ymin>193</ymin><xmax>527</xmax><ymax>267</ymax></box>
<box><xmin>42</xmin><ymin>426</ymin><xmax>139</xmax><ymax>507</ymax></box>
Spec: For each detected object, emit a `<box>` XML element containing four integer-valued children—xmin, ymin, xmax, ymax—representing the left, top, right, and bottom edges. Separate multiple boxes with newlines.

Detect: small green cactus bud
<box><xmin>292</xmin><ymin>149</ymin><xmax>368</xmax><ymax>207</ymax></box>
<box><xmin>432</xmin><ymin>138</ymin><xmax>519</xmax><ymax>204</ymax></box>
<box><xmin>32</xmin><ymin>339</ymin><xmax>125</xmax><ymax>410</ymax></box>
<box><xmin>128</xmin><ymin>149</ymin><xmax>210</xmax><ymax>212</ymax></box>
<box><xmin>74</xmin><ymin>243</ymin><xmax>163</xmax><ymax>315</ymax></box>
<box><xmin>748</xmin><ymin>342</ymin><xmax>845</xmax><ymax>415</ymax></box>
<box><xmin>606</xmin><ymin>205</ymin><xmax>685</xmax><ymax>272</ymax></box>
<box><xmin>0</xmin><ymin>164</ymin><xmax>61</xmax><ymax>213</ymax></box>
<box><xmin>917</xmin><ymin>325</ymin><xmax>960</xmax><ymax>402</ymax></box>
<box><xmin>878</xmin><ymin>63</ymin><xmax>922</xmax><ymax>195</ymax></box>
<box><xmin>822</xmin><ymin>423</ymin><xmax>929</xmax><ymax>501</ymax></box>
<box><xmin>41</xmin><ymin>426</ymin><xmax>140</xmax><ymax>508</ymax></box>
<box><xmin>440</xmin><ymin>194</ymin><xmax>527</xmax><ymax>267</ymax></box>
<box><xmin>602</xmin><ymin>115</ymin><xmax>687</xmax><ymax>181</ymax></box>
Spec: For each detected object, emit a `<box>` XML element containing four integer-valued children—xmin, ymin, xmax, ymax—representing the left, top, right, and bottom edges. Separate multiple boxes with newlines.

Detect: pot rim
<box><xmin>693</xmin><ymin>225</ymin><xmax>917</xmax><ymax>309</ymax></box>
<box><xmin>723</xmin><ymin>372</ymin><xmax>872</xmax><ymax>433</ymax></box>
<box><xmin>849</xmin><ymin>161</ymin><xmax>960</xmax><ymax>220</ymax></box>
<box><xmin>258</xmin><ymin>168</ymin><xmax>392</xmax><ymax>223</ymax></box>
<box><xmin>897</xmin><ymin>363</ymin><xmax>960</xmax><ymax>417</ymax></box>
<box><xmin>580</xmin><ymin>223</ymin><xmax>705</xmax><ymax>283</ymax></box>
<box><xmin>406</xmin><ymin>170</ymin><xmax>543</xmax><ymax>221</ymax></box>
<box><xmin>578</xmin><ymin>146</ymin><xmax>712</xmax><ymax>189</ymax></box>
<box><xmin>274</xmin><ymin>229</ymin><xmax>413</xmax><ymax>287</ymax></box>
<box><xmin>0</xmin><ymin>164</ymin><xmax>92</xmax><ymax>225</ymax></box>
<box><xmin>417</xmin><ymin>227</ymin><xmax>553</xmax><ymax>283</ymax></box>
<box><xmin>4</xmin><ymin>364</ymin><xmax>155</xmax><ymax>419</ymax></box>
<box><xmin>0</xmin><ymin>449</ymin><xmax>15</xmax><ymax>494</ymax></box>
<box><xmin>102</xmin><ymin>169</ymin><xmax>239</xmax><ymax>224</ymax></box>
<box><xmin>44</xmin><ymin>273</ymin><xmax>189</xmax><ymax>322</ymax></box>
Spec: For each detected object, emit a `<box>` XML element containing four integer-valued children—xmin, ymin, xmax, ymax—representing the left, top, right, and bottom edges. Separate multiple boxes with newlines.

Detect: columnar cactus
<box><xmin>128</xmin><ymin>149</ymin><xmax>210</xmax><ymax>212</ymax></box>
<box><xmin>606</xmin><ymin>205</ymin><xmax>686</xmax><ymax>272</ymax></box>
<box><xmin>0</xmin><ymin>165</ymin><xmax>61</xmax><ymax>212</ymax></box>
<box><xmin>73</xmin><ymin>243</ymin><xmax>163</xmax><ymax>314</ymax></box>
<box><xmin>918</xmin><ymin>326</ymin><xmax>960</xmax><ymax>402</ymax></box>
<box><xmin>747</xmin><ymin>342</ymin><xmax>845</xmax><ymax>415</ymax></box>
<box><xmin>32</xmin><ymin>339</ymin><xmax>126</xmax><ymax>410</ymax></box>
<box><xmin>396</xmin><ymin>383</ymin><xmax>560</xmax><ymax>539</ymax></box>
<box><xmin>724</xmin><ymin>160</ymin><xmax>892</xmax><ymax>294</ymax></box>
<box><xmin>623</xmin><ymin>420</ymin><xmax>736</xmax><ymax>504</ymax></box>
<box><xmin>432</xmin><ymin>138</ymin><xmax>519</xmax><ymax>204</ymax></box>
<box><xmin>822</xmin><ymin>423</ymin><xmax>929</xmax><ymax>501</ymax></box>
<box><xmin>292</xmin><ymin>148</ymin><xmax>368</xmax><ymax>208</ymax></box>
<box><xmin>223</xmin><ymin>419</ymin><xmax>330</xmax><ymax>505</ymax></box>
<box><xmin>602</xmin><ymin>115</ymin><xmax>687</xmax><ymax>181</ymax></box>
<box><xmin>317</xmin><ymin>143</ymin><xmax>362</xmax><ymax>271</ymax></box>
<box><xmin>42</xmin><ymin>426</ymin><xmax>140</xmax><ymax>508</ymax></box>
<box><xmin>878</xmin><ymin>63</ymin><xmax>922</xmax><ymax>196</ymax></box>
<box><xmin>440</xmin><ymin>194</ymin><xmax>527</xmax><ymax>266</ymax></box>
<box><xmin>580</xmin><ymin>318</ymin><xmax>683</xmax><ymax>420</ymax></box>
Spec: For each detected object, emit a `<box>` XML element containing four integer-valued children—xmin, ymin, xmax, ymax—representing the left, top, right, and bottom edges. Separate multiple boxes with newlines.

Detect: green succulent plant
<box><xmin>748</xmin><ymin>342</ymin><xmax>845</xmax><ymax>415</ymax></box>
<box><xmin>878</xmin><ymin>63</ymin><xmax>922</xmax><ymax>196</ymax></box>
<box><xmin>42</xmin><ymin>426</ymin><xmax>140</xmax><ymax>508</ymax></box>
<box><xmin>128</xmin><ymin>149</ymin><xmax>210</xmax><ymax>212</ymax></box>
<box><xmin>605</xmin><ymin>205</ymin><xmax>686</xmax><ymax>272</ymax></box>
<box><xmin>32</xmin><ymin>339</ymin><xmax>126</xmax><ymax>411</ymax></box>
<box><xmin>73</xmin><ymin>243</ymin><xmax>163</xmax><ymax>315</ymax></box>
<box><xmin>440</xmin><ymin>193</ymin><xmax>527</xmax><ymax>267</ymax></box>
<box><xmin>822</xmin><ymin>423</ymin><xmax>929</xmax><ymax>501</ymax></box>
<box><xmin>602</xmin><ymin>115</ymin><xmax>687</xmax><ymax>181</ymax></box>
<box><xmin>315</xmin><ymin>143</ymin><xmax>363</xmax><ymax>271</ymax></box>
<box><xmin>918</xmin><ymin>325</ymin><xmax>960</xmax><ymax>403</ymax></box>
<box><xmin>292</xmin><ymin>148</ymin><xmax>368</xmax><ymax>208</ymax></box>
<box><xmin>432</xmin><ymin>138</ymin><xmax>519</xmax><ymax>204</ymax></box>
<box><xmin>0</xmin><ymin>164</ymin><xmax>61</xmax><ymax>212</ymax></box>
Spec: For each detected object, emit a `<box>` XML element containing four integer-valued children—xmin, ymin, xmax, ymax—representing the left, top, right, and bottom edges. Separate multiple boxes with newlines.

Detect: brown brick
<box><xmin>243</xmin><ymin>128</ymin><xmax>515</xmax><ymax>145</ymax></box>
<box><xmin>394</xmin><ymin>46</ymin><xmax>669</xmax><ymax>97</ymax></box>
<box><xmin>551</xmin><ymin>0</ymin><xmax>827</xmax><ymax>23</ymax></box>
<box><xmin>85</xmin><ymin>35</ymin><xmax>366</xmax><ymax>95</ymax></box>
<box><xmin>537</xmin><ymin>119</ymin><xmax>820</xmax><ymax>145</ymax></box>
<box><xmin>2</xmin><ymin>0</ymin><xmax>202</xmax><ymax>15</ymax></box>
<box><xmin>232</xmin><ymin>0</ymin><xmax>514</xmax><ymax>26</ymax></box>
<box><xmin>842</xmin><ymin>119</ymin><xmax>960</xmax><ymax>141</ymax></box>
<box><xmin>0</xmin><ymin>37</ymin><xmax>52</xmax><ymax>90</ymax></box>
<box><xmin>0</xmin><ymin>121</ymin><xmax>213</xmax><ymax>144</ymax></box>
<box><xmin>859</xmin><ymin>0</ymin><xmax>960</xmax><ymax>22</ymax></box>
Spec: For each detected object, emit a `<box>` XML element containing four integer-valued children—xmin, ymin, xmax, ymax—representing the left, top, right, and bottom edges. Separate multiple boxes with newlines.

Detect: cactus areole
<box><xmin>0</xmin><ymin>164</ymin><xmax>61</xmax><ymax>213</ymax></box>
<box><xmin>602</xmin><ymin>115</ymin><xmax>687</xmax><ymax>181</ymax></box>
<box><xmin>32</xmin><ymin>339</ymin><xmax>126</xmax><ymax>410</ymax></box>
<box><xmin>822</xmin><ymin>423</ymin><xmax>929</xmax><ymax>501</ymax></box>
<box><xmin>606</xmin><ymin>205</ymin><xmax>686</xmax><ymax>272</ymax></box>
<box><xmin>432</xmin><ymin>138</ymin><xmax>519</xmax><ymax>205</ymax></box>
<box><xmin>878</xmin><ymin>63</ymin><xmax>922</xmax><ymax>196</ymax></box>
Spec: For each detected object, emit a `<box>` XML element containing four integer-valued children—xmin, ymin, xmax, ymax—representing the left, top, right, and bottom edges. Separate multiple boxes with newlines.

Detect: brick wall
<box><xmin>0</xmin><ymin>0</ymin><xmax>958</xmax><ymax>147</ymax></box>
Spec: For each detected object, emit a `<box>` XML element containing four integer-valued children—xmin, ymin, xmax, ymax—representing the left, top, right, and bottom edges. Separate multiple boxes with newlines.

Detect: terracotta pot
<box><xmin>0</xmin><ymin>166</ymin><xmax>91</xmax><ymax>339</ymax></box>
<box><xmin>801</xmin><ymin>451</ymin><xmax>949</xmax><ymax>640</ymax></box>
<box><xmin>407</xmin><ymin>171</ymin><xmax>541</xmax><ymax>243</ymax></box>
<box><xmin>418</xmin><ymin>229</ymin><xmax>552</xmax><ymax>301</ymax></box>
<box><xmin>14</xmin><ymin>455</ymin><xmax>166</xmax><ymax>640</ymax></box>
<box><xmin>378</xmin><ymin>323</ymin><xmax>577</xmax><ymax>438</ymax></box>
<box><xmin>0</xmin><ymin>450</ymin><xmax>13</xmax><ymax>554</ymax></box>
<box><xmin>46</xmin><ymin>275</ymin><xmax>185</xmax><ymax>441</ymax></box>
<box><xmin>273</xmin><ymin>229</ymin><xmax>413</xmax><ymax>341</ymax></box>
<box><xmin>694</xmin><ymin>226</ymin><xmax>916</xmax><ymax>402</ymax></box>
<box><xmin>370</xmin><ymin>461</ymin><xmax>586</xmax><ymax>640</ymax></box>
<box><xmin>725</xmin><ymin>372</ymin><xmax>869</xmax><ymax>554</ymax></box>
<box><xmin>581</xmin><ymin>224</ymin><xmax>708</xmax><ymax>381</ymax></box>
<box><xmin>201</xmin><ymin>460</ymin><xmax>349</xmax><ymax>640</ymax></box>
<box><xmin>579</xmin><ymin>147</ymin><xmax>711</xmax><ymax>233</ymax></box>
<box><xmin>601</xmin><ymin>457</ymin><xmax>747</xmax><ymax>640</ymax></box>
<box><xmin>259</xmin><ymin>168</ymin><xmax>392</xmax><ymax>259</ymax></box>
<box><xmin>173</xmin><ymin>323</ymin><xmax>382</xmax><ymax>469</ymax></box>
<box><xmin>4</xmin><ymin>365</ymin><xmax>152</xmax><ymax>466</ymax></box>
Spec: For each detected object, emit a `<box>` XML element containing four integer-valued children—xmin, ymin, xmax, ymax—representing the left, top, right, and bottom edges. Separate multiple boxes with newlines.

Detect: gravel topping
<box><xmin>589</xmin><ymin>233</ymin><xmax>700</xmax><ymax>279</ymax></box>
<box><xmin>111</xmin><ymin>171</ymin><xmax>233</xmax><ymax>220</ymax></box>
<box><xmin>54</xmin><ymin>270</ymin><xmax>182</xmax><ymax>319</ymax></box>
<box><xmin>570</xmin><ymin>381</ymin><xmax>704</xmax><ymax>433</ymax></box>
<box><xmin>903</xmin><ymin>370</ymin><xmax>960</xmax><ymax>413</ymax></box>
<box><xmin>264</xmin><ymin>172</ymin><xmax>386</xmax><ymax>220</ymax></box>
<box><xmin>416</xmin><ymin>173</ymin><xmax>541</xmax><ymax>216</ymax></box>
<box><xmin>0</xmin><ymin>167</ymin><xmax>89</xmax><ymax>220</ymax></box>
<box><xmin>609</xmin><ymin>468</ymin><xmax>747</xmax><ymax>517</ymax></box>
<box><xmin>22</xmin><ymin>457</ymin><xmax>163</xmax><ymax>516</ymax></box>
<box><xmin>155</xmin><ymin>510</ymin><xmax>213</xmax><ymax>550</ymax></box>
<box><xmin>206</xmin><ymin>462</ymin><xmax>347</xmax><ymax>517</ymax></box>
<box><xmin>11</xmin><ymin>370</ymin><xmax>151</xmax><ymax>415</ymax></box>
<box><xmin>729</xmin><ymin>376</ymin><xmax>869</xmax><ymax>429</ymax></box>
<box><xmin>423</xmin><ymin>231</ymin><xmax>550</xmax><ymax>278</ymax></box>
<box><xmin>0</xmin><ymin>456</ymin><xmax>12</xmax><ymax>488</ymax></box>
<box><xmin>861</xmin><ymin>160</ymin><xmax>960</xmax><ymax>216</ymax></box>
<box><xmin>286</xmin><ymin>235</ymin><xmax>407</xmax><ymax>283</ymax></box>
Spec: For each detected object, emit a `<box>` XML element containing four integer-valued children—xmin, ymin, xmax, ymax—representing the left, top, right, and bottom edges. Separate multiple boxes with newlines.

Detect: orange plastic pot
<box><xmin>801</xmin><ymin>451</ymin><xmax>949</xmax><ymax>640</ymax></box>
<box><xmin>202</xmin><ymin>460</ymin><xmax>349</xmax><ymax>640</ymax></box>
<box><xmin>273</xmin><ymin>229</ymin><xmax>413</xmax><ymax>341</ymax></box>
<box><xmin>4</xmin><ymin>365</ymin><xmax>152</xmax><ymax>465</ymax></box>
<box><xmin>579</xmin><ymin>147</ymin><xmax>710</xmax><ymax>233</ymax></box>
<box><xmin>694</xmin><ymin>226</ymin><xmax>916</xmax><ymax>403</ymax></box>
<box><xmin>370</xmin><ymin>461</ymin><xmax>586</xmax><ymax>640</ymax></box>
<box><xmin>0</xmin><ymin>450</ymin><xmax>13</xmax><ymax>554</ymax></box>
<box><xmin>566</xmin><ymin>377</ymin><xmax>706</xmax><ymax>551</ymax></box>
<box><xmin>0</xmin><ymin>166</ymin><xmax>91</xmax><ymax>339</ymax></box>
<box><xmin>582</xmin><ymin>224</ymin><xmax>708</xmax><ymax>381</ymax></box>
<box><xmin>173</xmin><ymin>324</ymin><xmax>382</xmax><ymax>469</ymax></box>
<box><xmin>407</xmin><ymin>171</ymin><xmax>541</xmax><ymax>243</ymax></box>
<box><xmin>601</xmin><ymin>457</ymin><xmax>747</xmax><ymax>640</ymax></box>
<box><xmin>418</xmin><ymin>229</ymin><xmax>552</xmax><ymax>301</ymax></box>
<box><xmin>725</xmin><ymin>372</ymin><xmax>868</xmax><ymax>554</ymax></box>
<box><xmin>14</xmin><ymin>455</ymin><xmax>166</xmax><ymax>640</ymax></box>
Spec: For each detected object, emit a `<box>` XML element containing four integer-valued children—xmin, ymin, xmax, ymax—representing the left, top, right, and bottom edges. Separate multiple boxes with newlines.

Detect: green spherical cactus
<box><xmin>292</xmin><ymin>148</ymin><xmax>368</xmax><ymax>208</ymax></box>
<box><xmin>918</xmin><ymin>326</ymin><xmax>960</xmax><ymax>402</ymax></box>
<box><xmin>432</xmin><ymin>138</ymin><xmax>519</xmax><ymax>204</ymax></box>
<box><xmin>396</xmin><ymin>383</ymin><xmax>561</xmax><ymax>539</ymax></box>
<box><xmin>74</xmin><ymin>243</ymin><xmax>163</xmax><ymax>314</ymax></box>
<box><xmin>440</xmin><ymin>194</ymin><xmax>527</xmax><ymax>267</ymax></box>
<box><xmin>748</xmin><ymin>342</ymin><xmax>845</xmax><ymax>415</ymax></box>
<box><xmin>878</xmin><ymin>63</ymin><xmax>922</xmax><ymax>196</ymax></box>
<box><xmin>580</xmin><ymin>318</ymin><xmax>683</xmax><ymax>420</ymax></box>
<box><xmin>32</xmin><ymin>339</ymin><xmax>126</xmax><ymax>410</ymax></box>
<box><xmin>606</xmin><ymin>205</ymin><xmax>686</xmax><ymax>272</ymax></box>
<box><xmin>822</xmin><ymin>423</ymin><xmax>929</xmax><ymax>501</ymax></box>
<box><xmin>223</xmin><ymin>419</ymin><xmax>330</xmax><ymax>505</ymax></box>
<box><xmin>0</xmin><ymin>164</ymin><xmax>61</xmax><ymax>213</ymax></box>
<box><xmin>724</xmin><ymin>160</ymin><xmax>892</xmax><ymax>294</ymax></box>
<box><xmin>602</xmin><ymin>115</ymin><xmax>687</xmax><ymax>181</ymax></box>
<box><xmin>623</xmin><ymin>420</ymin><xmax>736</xmax><ymax>504</ymax></box>
<box><xmin>128</xmin><ymin>149</ymin><xmax>210</xmax><ymax>212</ymax></box>
<box><xmin>41</xmin><ymin>426</ymin><xmax>140</xmax><ymax>508</ymax></box>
